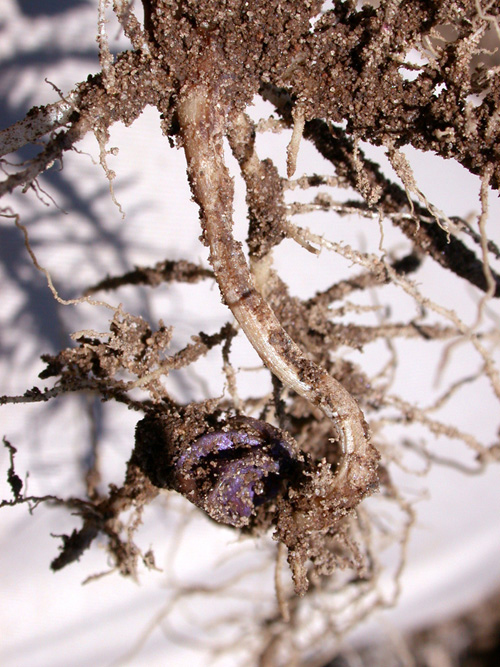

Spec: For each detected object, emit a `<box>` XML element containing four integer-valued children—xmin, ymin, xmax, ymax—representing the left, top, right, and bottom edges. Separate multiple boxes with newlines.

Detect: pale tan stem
<box><xmin>177</xmin><ymin>84</ymin><xmax>378</xmax><ymax>498</ymax></box>
<box><xmin>0</xmin><ymin>95</ymin><xmax>78</xmax><ymax>158</ymax></box>
<box><xmin>286</xmin><ymin>105</ymin><xmax>305</xmax><ymax>178</ymax></box>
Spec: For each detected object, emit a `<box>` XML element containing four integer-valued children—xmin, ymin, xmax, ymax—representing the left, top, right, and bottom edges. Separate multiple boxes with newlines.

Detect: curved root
<box><xmin>177</xmin><ymin>83</ymin><xmax>379</xmax><ymax>518</ymax></box>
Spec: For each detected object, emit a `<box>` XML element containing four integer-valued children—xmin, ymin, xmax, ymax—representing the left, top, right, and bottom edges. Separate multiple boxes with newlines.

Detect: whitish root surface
<box><xmin>177</xmin><ymin>83</ymin><xmax>379</xmax><ymax>505</ymax></box>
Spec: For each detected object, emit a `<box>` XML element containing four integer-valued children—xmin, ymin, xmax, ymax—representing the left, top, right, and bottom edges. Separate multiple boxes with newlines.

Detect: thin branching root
<box><xmin>1</xmin><ymin>0</ymin><xmax>500</xmax><ymax>663</ymax></box>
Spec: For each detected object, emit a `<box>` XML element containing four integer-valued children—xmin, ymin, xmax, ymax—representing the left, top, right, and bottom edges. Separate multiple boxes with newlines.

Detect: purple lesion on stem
<box><xmin>173</xmin><ymin>417</ymin><xmax>302</xmax><ymax>528</ymax></box>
